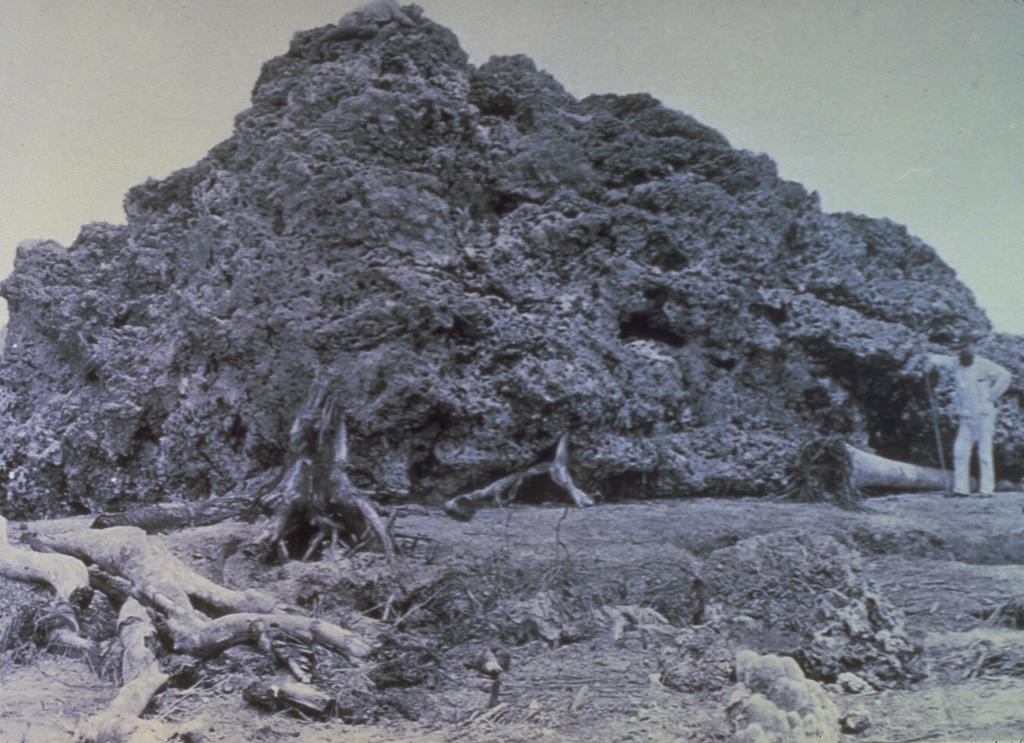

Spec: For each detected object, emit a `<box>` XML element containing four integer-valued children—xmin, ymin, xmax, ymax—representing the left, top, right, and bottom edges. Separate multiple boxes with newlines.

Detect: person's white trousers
<box><xmin>954</xmin><ymin>413</ymin><xmax>996</xmax><ymax>494</ymax></box>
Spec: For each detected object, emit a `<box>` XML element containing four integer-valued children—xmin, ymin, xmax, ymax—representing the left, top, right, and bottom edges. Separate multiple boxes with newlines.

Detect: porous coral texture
<box><xmin>1</xmin><ymin>5</ymin><xmax>1022</xmax><ymax>519</ymax></box>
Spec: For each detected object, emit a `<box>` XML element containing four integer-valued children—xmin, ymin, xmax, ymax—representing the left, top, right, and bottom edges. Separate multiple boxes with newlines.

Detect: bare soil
<box><xmin>4</xmin><ymin>493</ymin><xmax>1024</xmax><ymax>743</ymax></box>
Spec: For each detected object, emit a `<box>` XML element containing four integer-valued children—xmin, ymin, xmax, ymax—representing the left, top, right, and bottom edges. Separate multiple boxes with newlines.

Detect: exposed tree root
<box><xmin>550</xmin><ymin>433</ymin><xmax>595</xmax><ymax>507</ymax></box>
<box><xmin>32</xmin><ymin>524</ymin><xmax>372</xmax><ymax>659</ymax></box>
<box><xmin>36</xmin><ymin>525</ymin><xmax>284</xmax><ymax>621</ymax></box>
<box><xmin>117</xmin><ymin>598</ymin><xmax>160</xmax><ymax>683</ymax></box>
<box><xmin>90</xmin><ymin>393</ymin><xmax>596</xmax><ymax>552</ymax></box>
<box><xmin>444</xmin><ymin>433</ymin><xmax>594</xmax><ymax>520</ymax></box>
<box><xmin>258</xmin><ymin>385</ymin><xmax>397</xmax><ymax>562</ymax></box>
<box><xmin>781</xmin><ymin>437</ymin><xmax>863</xmax><ymax>509</ymax></box>
<box><xmin>73</xmin><ymin>667</ymin><xmax>175</xmax><ymax>743</ymax></box>
<box><xmin>90</xmin><ymin>382</ymin><xmax>400</xmax><ymax>565</ymax></box>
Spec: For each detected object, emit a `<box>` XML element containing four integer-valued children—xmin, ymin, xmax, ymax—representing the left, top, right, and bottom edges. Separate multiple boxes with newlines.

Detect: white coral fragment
<box><xmin>727</xmin><ymin>651</ymin><xmax>840</xmax><ymax>743</ymax></box>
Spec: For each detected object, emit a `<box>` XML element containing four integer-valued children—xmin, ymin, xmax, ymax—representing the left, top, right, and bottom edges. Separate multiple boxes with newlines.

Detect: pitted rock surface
<box><xmin>2</xmin><ymin>5</ymin><xmax>1023</xmax><ymax>517</ymax></box>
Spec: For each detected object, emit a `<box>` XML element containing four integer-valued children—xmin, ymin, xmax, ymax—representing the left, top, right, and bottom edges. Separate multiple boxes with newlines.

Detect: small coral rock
<box><xmin>727</xmin><ymin>651</ymin><xmax>840</xmax><ymax>743</ymax></box>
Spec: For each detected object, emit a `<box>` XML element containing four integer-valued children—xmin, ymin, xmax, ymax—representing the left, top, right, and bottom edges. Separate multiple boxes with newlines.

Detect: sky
<box><xmin>1</xmin><ymin>0</ymin><xmax>1022</xmax><ymax>332</ymax></box>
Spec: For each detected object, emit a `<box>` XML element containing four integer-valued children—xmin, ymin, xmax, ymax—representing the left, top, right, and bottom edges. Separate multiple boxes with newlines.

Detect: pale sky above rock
<box><xmin>1</xmin><ymin>0</ymin><xmax>1022</xmax><ymax>332</ymax></box>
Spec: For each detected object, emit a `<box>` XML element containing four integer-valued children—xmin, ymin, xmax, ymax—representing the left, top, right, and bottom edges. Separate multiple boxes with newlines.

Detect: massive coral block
<box><xmin>0</xmin><ymin>6</ymin><xmax>1020</xmax><ymax>517</ymax></box>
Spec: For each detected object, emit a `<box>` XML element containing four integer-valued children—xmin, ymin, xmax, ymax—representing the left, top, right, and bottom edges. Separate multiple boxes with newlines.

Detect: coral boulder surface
<box><xmin>2</xmin><ymin>5</ymin><xmax>1023</xmax><ymax>518</ymax></box>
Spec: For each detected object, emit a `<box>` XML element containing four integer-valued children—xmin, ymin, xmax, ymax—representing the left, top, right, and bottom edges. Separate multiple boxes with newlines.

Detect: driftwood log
<box><xmin>0</xmin><ymin>515</ymin><xmax>94</xmax><ymax>655</ymax></box>
<box><xmin>0</xmin><ymin>517</ymin><xmax>377</xmax><ymax>733</ymax></box>
<box><xmin>71</xmin><ymin>598</ymin><xmax>173</xmax><ymax>743</ymax></box>
<box><xmin>444</xmin><ymin>433</ymin><xmax>594</xmax><ymax>520</ymax></box>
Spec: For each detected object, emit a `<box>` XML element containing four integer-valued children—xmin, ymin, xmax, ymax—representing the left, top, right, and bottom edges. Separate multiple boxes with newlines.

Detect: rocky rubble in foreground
<box><xmin>2</xmin><ymin>3</ymin><xmax>1023</xmax><ymax>518</ymax></box>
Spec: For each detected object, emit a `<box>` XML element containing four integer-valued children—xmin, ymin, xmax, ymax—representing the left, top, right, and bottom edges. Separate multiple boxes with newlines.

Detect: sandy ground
<box><xmin>4</xmin><ymin>492</ymin><xmax>1024</xmax><ymax>743</ymax></box>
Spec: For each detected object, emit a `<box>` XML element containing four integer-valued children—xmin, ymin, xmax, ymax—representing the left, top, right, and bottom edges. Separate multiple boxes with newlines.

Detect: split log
<box><xmin>252</xmin><ymin>619</ymin><xmax>316</xmax><ymax>682</ymax></box>
<box><xmin>444</xmin><ymin>433</ymin><xmax>593</xmax><ymax>520</ymax></box>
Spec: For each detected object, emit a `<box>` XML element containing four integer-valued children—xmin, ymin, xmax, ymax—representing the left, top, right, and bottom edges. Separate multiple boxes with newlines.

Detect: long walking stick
<box><xmin>922</xmin><ymin>364</ymin><xmax>952</xmax><ymax>493</ymax></box>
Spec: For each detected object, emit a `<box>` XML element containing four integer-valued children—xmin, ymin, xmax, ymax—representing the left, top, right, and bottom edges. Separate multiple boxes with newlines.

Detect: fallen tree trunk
<box><xmin>847</xmin><ymin>444</ymin><xmax>951</xmax><ymax>493</ymax></box>
<box><xmin>91</xmin><ymin>493</ymin><xmax>254</xmax><ymax>533</ymax></box>
<box><xmin>783</xmin><ymin>437</ymin><xmax>952</xmax><ymax>508</ymax></box>
<box><xmin>177</xmin><ymin>611</ymin><xmax>372</xmax><ymax>659</ymax></box>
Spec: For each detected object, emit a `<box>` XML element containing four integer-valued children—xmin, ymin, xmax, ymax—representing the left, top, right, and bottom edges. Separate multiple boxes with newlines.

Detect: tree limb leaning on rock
<box><xmin>444</xmin><ymin>433</ymin><xmax>594</xmax><ymax>520</ymax></box>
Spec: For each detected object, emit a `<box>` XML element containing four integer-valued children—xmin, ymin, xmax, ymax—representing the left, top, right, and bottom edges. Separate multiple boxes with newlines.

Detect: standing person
<box><xmin>928</xmin><ymin>346</ymin><xmax>1012</xmax><ymax>496</ymax></box>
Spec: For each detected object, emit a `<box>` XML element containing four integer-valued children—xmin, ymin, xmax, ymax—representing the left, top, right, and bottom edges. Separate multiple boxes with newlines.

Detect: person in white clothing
<box><xmin>928</xmin><ymin>347</ymin><xmax>1012</xmax><ymax>495</ymax></box>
